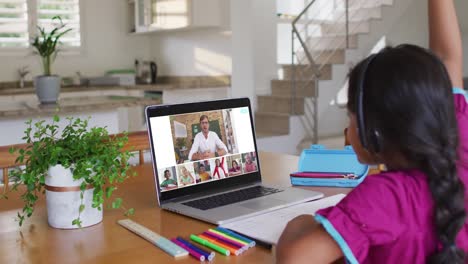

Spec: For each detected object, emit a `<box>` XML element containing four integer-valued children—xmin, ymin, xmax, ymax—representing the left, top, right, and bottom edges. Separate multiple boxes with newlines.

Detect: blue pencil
<box><xmin>177</xmin><ymin>237</ymin><xmax>215</xmax><ymax>261</ymax></box>
<box><xmin>176</xmin><ymin>237</ymin><xmax>213</xmax><ymax>260</ymax></box>
<box><xmin>215</xmin><ymin>227</ymin><xmax>256</xmax><ymax>247</ymax></box>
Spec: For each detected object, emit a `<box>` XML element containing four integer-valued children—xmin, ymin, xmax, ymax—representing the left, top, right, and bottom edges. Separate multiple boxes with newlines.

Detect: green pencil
<box><xmin>190</xmin><ymin>234</ymin><xmax>231</xmax><ymax>256</ymax></box>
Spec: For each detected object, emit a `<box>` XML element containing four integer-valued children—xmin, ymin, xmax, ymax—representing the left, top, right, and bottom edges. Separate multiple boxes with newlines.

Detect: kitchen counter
<box><xmin>0</xmin><ymin>75</ymin><xmax>231</xmax><ymax>96</ymax></box>
<box><xmin>0</xmin><ymin>75</ymin><xmax>231</xmax><ymax>146</ymax></box>
<box><xmin>0</xmin><ymin>95</ymin><xmax>161</xmax><ymax>145</ymax></box>
<box><xmin>0</xmin><ymin>95</ymin><xmax>161</xmax><ymax>120</ymax></box>
<box><xmin>0</xmin><ymin>84</ymin><xmax>171</xmax><ymax>96</ymax></box>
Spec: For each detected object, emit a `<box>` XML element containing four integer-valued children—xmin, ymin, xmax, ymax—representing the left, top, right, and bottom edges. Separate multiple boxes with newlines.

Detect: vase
<box><xmin>45</xmin><ymin>165</ymin><xmax>103</xmax><ymax>229</ymax></box>
<box><xmin>34</xmin><ymin>75</ymin><xmax>61</xmax><ymax>104</ymax></box>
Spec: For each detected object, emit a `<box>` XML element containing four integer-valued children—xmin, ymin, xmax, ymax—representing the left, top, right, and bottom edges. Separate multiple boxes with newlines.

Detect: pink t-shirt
<box><xmin>244</xmin><ymin>162</ymin><xmax>257</xmax><ymax>172</ymax></box>
<box><xmin>316</xmin><ymin>94</ymin><xmax>468</xmax><ymax>263</ymax></box>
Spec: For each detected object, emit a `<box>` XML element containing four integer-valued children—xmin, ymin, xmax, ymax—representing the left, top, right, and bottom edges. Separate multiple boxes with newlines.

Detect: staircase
<box><xmin>255</xmin><ymin>0</ymin><xmax>394</xmax><ymax>147</ymax></box>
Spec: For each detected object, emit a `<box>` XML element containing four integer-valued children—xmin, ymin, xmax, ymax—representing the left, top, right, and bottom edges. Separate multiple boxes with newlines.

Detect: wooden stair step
<box><xmin>335</xmin><ymin>0</ymin><xmax>392</xmax><ymax>9</ymax></box>
<box><xmin>330</xmin><ymin>6</ymin><xmax>382</xmax><ymax>22</ymax></box>
<box><xmin>310</xmin><ymin>50</ymin><xmax>346</xmax><ymax>65</ymax></box>
<box><xmin>254</xmin><ymin>112</ymin><xmax>290</xmax><ymax>135</ymax></box>
<box><xmin>281</xmin><ymin>64</ymin><xmax>332</xmax><ymax>80</ymax></box>
<box><xmin>257</xmin><ymin>95</ymin><xmax>304</xmax><ymax>115</ymax></box>
<box><xmin>320</xmin><ymin>21</ymin><xmax>370</xmax><ymax>35</ymax></box>
<box><xmin>271</xmin><ymin>80</ymin><xmax>316</xmax><ymax>98</ymax></box>
<box><xmin>308</xmin><ymin>35</ymin><xmax>358</xmax><ymax>50</ymax></box>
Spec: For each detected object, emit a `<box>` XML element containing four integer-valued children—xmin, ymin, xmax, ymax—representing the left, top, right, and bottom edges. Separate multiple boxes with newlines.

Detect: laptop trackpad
<box><xmin>239</xmin><ymin>198</ymin><xmax>285</xmax><ymax>210</ymax></box>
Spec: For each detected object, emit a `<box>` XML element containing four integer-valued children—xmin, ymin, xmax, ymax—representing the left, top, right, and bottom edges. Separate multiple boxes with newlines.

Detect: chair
<box><xmin>0</xmin><ymin>131</ymin><xmax>151</xmax><ymax>190</ymax></box>
<box><xmin>115</xmin><ymin>131</ymin><xmax>151</xmax><ymax>165</ymax></box>
<box><xmin>0</xmin><ymin>143</ymin><xmax>28</xmax><ymax>190</ymax></box>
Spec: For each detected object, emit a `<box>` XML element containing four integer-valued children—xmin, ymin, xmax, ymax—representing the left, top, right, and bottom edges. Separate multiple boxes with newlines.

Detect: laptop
<box><xmin>145</xmin><ymin>98</ymin><xmax>323</xmax><ymax>225</ymax></box>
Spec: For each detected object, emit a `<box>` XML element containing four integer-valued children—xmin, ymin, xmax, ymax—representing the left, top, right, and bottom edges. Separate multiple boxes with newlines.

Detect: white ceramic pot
<box><xmin>45</xmin><ymin>165</ymin><xmax>103</xmax><ymax>229</ymax></box>
<box><xmin>34</xmin><ymin>75</ymin><xmax>61</xmax><ymax>104</ymax></box>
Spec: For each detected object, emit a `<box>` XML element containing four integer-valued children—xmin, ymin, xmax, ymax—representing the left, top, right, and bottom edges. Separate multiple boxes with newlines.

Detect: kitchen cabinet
<box><xmin>127</xmin><ymin>90</ymin><xmax>145</xmax><ymax>97</ymax></box>
<box><xmin>60</xmin><ymin>91</ymin><xmax>102</xmax><ymax>99</ymax></box>
<box><xmin>100</xmin><ymin>89</ymin><xmax>128</xmax><ymax>96</ymax></box>
<box><xmin>129</xmin><ymin>0</ymin><xmax>222</xmax><ymax>33</ymax></box>
<box><xmin>12</xmin><ymin>94</ymin><xmax>35</xmax><ymax>101</ymax></box>
<box><xmin>0</xmin><ymin>95</ymin><xmax>14</xmax><ymax>104</ymax></box>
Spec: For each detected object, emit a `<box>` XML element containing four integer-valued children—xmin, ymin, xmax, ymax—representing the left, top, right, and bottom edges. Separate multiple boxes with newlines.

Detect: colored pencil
<box><xmin>208</xmin><ymin>228</ymin><xmax>250</xmax><ymax>247</ymax></box>
<box><xmin>190</xmin><ymin>234</ymin><xmax>230</xmax><ymax>256</ymax></box>
<box><xmin>198</xmin><ymin>234</ymin><xmax>242</xmax><ymax>256</ymax></box>
<box><xmin>215</xmin><ymin>227</ymin><xmax>256</xmax><ymax>247</ymax></box>
<box><xmin>203</xmin><ymin>231</ymin><xmax>247</xmax><ymax>250</ymax></box>
<box><xmin>176</xmin><ymin>237</ymin><xmax>215</xmax><ymax>261</ymax></box>
<box><xmin>171</xmin><ymin>239</ymin><xmax>205</xmax><ymax>261</ymax></box>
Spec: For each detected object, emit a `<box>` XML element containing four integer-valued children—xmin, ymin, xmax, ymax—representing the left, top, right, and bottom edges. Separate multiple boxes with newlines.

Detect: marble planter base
<box><xmin>45</xmin><ymin>165</ymin><xmax>102</xmax><ymax>229</ymax></box>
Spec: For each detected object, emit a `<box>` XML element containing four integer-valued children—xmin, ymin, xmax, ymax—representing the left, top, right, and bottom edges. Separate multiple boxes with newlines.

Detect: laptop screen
<box><xmin>146</xmin><ymin>98</ymin><xmax>261</xmax><ymax>202</ymax></box>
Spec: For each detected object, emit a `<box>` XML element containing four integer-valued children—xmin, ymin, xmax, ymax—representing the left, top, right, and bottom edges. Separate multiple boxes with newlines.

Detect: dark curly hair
<box><xmin>347</xmin><ymin>44</ymin><xmax>466</xmax><ymax>263</ymax></box>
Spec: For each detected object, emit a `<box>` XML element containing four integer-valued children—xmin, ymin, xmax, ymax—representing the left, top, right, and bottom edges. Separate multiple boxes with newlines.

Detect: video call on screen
<box><xmin>149</xmin><ymin>107</ymin><xmax>258</xmax><ymax>192</ymax></box>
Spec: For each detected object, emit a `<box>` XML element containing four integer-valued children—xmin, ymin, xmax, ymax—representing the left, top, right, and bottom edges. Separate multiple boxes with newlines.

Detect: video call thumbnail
<box><xmin>226</xmin><ymin>154</ymin><xmax>242</xmax><ymax>176</ymax></box>
<box><xmin>158</xmin><ymin>152</ymin><xmax>259</xmax><ymax>192</ymax></box>
<box><xmin>158</xmin><ymin>167</ymin><xmax>178</xmax><ymax>190</ymax></box>
<box><xmin>194</xmin><ymin>160</ymin><xmax>212</xmax><ymax>182</ymax></box>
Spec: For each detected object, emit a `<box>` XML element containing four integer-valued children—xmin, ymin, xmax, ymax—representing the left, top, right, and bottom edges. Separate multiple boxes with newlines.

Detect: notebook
<box><xmin>220</xmin><ymin>194</ymin><xmax>346</xmax><ymax>245</ymax></box>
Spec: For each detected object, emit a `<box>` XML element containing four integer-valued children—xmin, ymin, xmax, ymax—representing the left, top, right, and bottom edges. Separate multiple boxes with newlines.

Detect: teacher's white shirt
<box><xmin>188</xmin><ymin>131</ymin><xmax>228</xmax><ymax>160</ymax></box>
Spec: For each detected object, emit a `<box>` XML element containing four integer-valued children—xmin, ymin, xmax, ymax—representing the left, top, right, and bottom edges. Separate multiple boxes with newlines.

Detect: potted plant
<box><xmin>32</xmin><ymin>16</ymin><xmax>71</xmax><ymax>104</ymax></box>
<box><xmin>5</xmin><ymin>116</ymin><xmax>135</xmax><ymax>229</ymax></box>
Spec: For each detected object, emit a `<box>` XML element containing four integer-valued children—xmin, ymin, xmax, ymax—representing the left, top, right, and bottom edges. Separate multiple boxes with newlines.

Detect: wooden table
<box><xmin>0</xmin><ymin>152</ymin><xmax>353</xmax><ymax>264</ymax></box>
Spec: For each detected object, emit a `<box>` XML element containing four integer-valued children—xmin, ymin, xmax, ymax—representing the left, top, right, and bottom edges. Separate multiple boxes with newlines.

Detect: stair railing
<box><xmin>291</xmin><ymin>0</ymin><xmax>321</xmax><ymax>145</ymax></box>
<box><xmin>291</xmin><ymin>0</ymin><xmax>384</xmax><ymax>145</ymax></box>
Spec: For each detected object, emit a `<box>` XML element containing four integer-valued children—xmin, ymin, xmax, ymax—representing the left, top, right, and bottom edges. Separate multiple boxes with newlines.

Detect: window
<box><xmin>0</xmin><ymin>0</ymin><xmax>29</xmax><ymax>47</ymax></box>
<box><xmin>0</xmin><ymin>0</ymin><xmax>81</xmax><ymax>49</ymax></box>
<box><xmin>37</xmin><ymin>0</ymin><xmax>81</xmax><ymax>47</ymax></box>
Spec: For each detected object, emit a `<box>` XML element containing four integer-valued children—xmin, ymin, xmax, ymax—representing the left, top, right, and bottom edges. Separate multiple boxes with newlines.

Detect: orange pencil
<box><xmin>198</xmin><ymin>234</ymin><xmax>242</xmax><ymax>255</ymax></box>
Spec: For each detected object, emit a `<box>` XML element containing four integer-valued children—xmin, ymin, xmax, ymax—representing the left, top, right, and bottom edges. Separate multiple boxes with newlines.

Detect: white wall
<box><xmin>149</xmin><ymin>29</ymin><xmax>232</xmax><ymax>76</ymax></box>
<box><xmin>148</xmin><ymin>28</ymin><xmax>232</xmax><ymax>106</ymax></box>
<box><xmin>252</xmin><ymin>0</ymin><xmax>277</xmax><ymax>96</ymax></box>
<box><xmin>145</xmin><ymin>0</ymin><xmax>233</xmax><ymax>106</ymax></box>
<box><xmin>148</xmin><ymin>0</ymin><xmax>231</xmax><ymax>76</ymax></box>
<box><xmin>464</xmin><ymin>35</ymin><xmax>468</xmax><ymax>78</ymax></box>
<box><xmin>386</xmin><ymin>0</ymin><xmax>468</xmax><ymax>78</ymax></box>
<box><xmin>455</xmin><ymin>0</ymin><xmax>468</xmax><ymax>33</ymax></box>
<box><xmin>146</xmin><ymin>0</ymin><xmax>278</xmax><ymax>113</ymax></box>
<box><xmin>0</xmin><ymin>0</ymin><xmax>151</xmax><ymax>82</ymax></box>
<box><xmin>230</xmin><ymin>0</ymin><xmax>254</xmax><ymax>102</ymax></box>
<box><xmin>149</xmin><ymin>0</ymin><xmax>277</xmax><ymax>110</ymax></box>
<box><xmin>386</xmin><ymin>0</ymin><xmax>428</xmax><ymax>47</ymax></box>
<box><xmin>230</xmin><ymin>0</ymin><xmax>277</xmax><ymax>110</ymax></box>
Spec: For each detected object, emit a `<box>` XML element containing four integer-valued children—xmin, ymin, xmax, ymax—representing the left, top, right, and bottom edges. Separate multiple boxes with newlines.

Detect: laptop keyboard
<box><xmin>182</xmin><ymin>186</ymin><xmax>283</xmax><ymax>210</ymax></box>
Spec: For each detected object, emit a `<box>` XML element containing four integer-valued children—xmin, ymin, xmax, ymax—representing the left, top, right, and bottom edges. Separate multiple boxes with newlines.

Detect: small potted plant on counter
<box><xmin>32</xmin><ymin>16</ymin><xmax>71</xmax><ymax>104</ymax></box>
<box><xmin>5</xmin><ymin>116</ymin><xmax>135</xmax><ymax>229</ymax></box>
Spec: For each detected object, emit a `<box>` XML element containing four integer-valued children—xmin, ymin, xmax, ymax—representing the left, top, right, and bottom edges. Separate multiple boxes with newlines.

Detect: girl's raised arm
<box><xmin>429</xmin><ymin>0</ymin><xmax>463</xmax><ymax>88</ymax></box>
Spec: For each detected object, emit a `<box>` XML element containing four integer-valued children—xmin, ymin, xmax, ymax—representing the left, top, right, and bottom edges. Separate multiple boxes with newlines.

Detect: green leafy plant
<box><xmin>4</xmin><ymin>116</ymin><xmax>136</xmax><ymax>227</ymax></box>
<box><xmin>31</xmin><ymin>16</ymin><xmax>71</xmax><ymax>76</ymax></box>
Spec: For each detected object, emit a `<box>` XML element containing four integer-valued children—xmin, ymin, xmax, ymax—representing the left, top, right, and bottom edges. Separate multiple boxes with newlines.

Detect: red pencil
<box><xmin>290</xmin><ymin>172</ymin><xmax>357</xmax><ymax>179</ymax></box>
